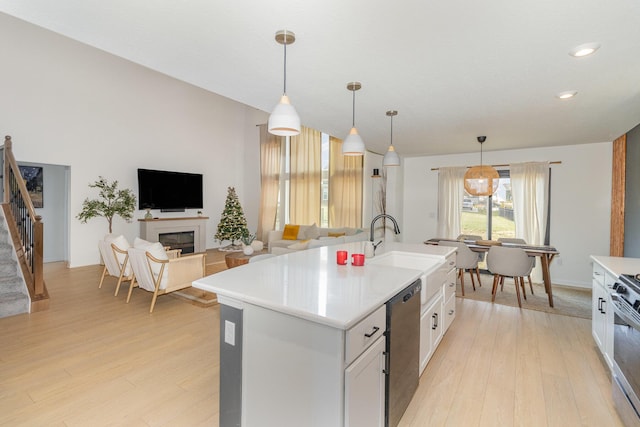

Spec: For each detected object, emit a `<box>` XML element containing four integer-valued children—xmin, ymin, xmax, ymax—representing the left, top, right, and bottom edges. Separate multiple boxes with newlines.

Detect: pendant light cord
<box><xmin>390</xmin><ymin>114</ymin><xmax>394</xmax><ymax>145</ymax></box>
<box><xmin>283</xmin><ymin>42</ymin><xmax>287</xmax><ymax>94</ymax></box>
<box><xmin>351</xmin><ymin>89</ymin><xmax>356</xmax><ymax>127</ymax></box>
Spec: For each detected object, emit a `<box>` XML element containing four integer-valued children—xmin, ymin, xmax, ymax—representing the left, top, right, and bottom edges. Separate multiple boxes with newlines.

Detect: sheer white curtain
<box><xmin>289</xmin><ymin>126</ymin><xmax>322</xmax><ymax>225</ymax></box>
<box><xmin>510</xmin><ymin>161</ymin><xmax>549</xmax><ymax>280</ymax></box>
<box><xmin>510</xmin><ymin>161</ymin><xmax>549</xmax><ymax>245</ymax></box>
<box><xmin>257</xmin><ymin>125</ymin><xmax>283</xmax><ymax>242</ymax></box>
<box><xmin>329</xmin><ymin>136</ymin><xmax>363</xmax><ymax>228</ymax></box>
<box><xmin>436</xmin><ymin>167</ymin><xmax>467</xmax><ymax>238</ymax></box>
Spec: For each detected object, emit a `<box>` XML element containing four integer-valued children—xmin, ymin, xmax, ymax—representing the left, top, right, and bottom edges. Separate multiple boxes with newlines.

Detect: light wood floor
<box><xmin>0</xmin><ymin>261</ymin><xmax>623</xmax><ymax>426</ymax></box>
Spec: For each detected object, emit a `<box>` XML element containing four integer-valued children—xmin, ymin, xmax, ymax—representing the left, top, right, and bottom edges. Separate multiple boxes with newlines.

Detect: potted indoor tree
<box><xmin>77</xmin><ymin>176</ymin><xmax>136</xmax><ymax>233</ymax></box>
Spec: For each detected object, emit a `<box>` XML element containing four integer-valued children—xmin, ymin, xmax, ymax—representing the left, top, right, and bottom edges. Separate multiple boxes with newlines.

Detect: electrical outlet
<box><xmin>225</xmin><ymin>320</ymin><xmax>235</xmax><ymax>346</ymax></box>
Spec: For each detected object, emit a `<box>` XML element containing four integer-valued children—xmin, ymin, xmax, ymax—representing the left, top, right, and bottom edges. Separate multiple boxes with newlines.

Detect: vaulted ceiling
<box><xmin>2</xmin><ymin>0</ymin><xmax>639</xmax><ymax>157</ymax></box>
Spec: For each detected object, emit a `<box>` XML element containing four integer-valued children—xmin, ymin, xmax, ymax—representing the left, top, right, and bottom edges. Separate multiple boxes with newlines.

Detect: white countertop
<box><xmin>194</xmin><ymin>241</ymin><xmax>455</xmax><ymax>329</ymax></box>
<box><xmin>591</xmin><ymin>255</ymin><xmax>640</xmax><ymax>277</ymax></box>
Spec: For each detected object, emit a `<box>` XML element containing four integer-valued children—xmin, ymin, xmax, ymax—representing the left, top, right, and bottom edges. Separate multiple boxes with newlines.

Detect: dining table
<box><xmin>424</xmin><ymin>238</ymin><xmax>560</xmax><ymax>307</ymax></box>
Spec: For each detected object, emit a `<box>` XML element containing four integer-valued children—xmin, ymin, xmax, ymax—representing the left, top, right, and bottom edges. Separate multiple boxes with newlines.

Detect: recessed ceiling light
<box><xmin>569</xmin><ymin>43</ymin><xmax>601</xmax><ymax>57</ymax></box>
<box><xmin>556</xmin><ymin>90</ymin><xmax>577</xmax><ymax>99</ymax></box>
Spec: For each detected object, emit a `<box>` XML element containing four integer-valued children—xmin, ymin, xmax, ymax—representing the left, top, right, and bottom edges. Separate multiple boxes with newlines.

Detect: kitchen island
<box><xmin>194</xmin><ymin>241</ymin><xmax>455</xmax><ymax>427</ymax></box>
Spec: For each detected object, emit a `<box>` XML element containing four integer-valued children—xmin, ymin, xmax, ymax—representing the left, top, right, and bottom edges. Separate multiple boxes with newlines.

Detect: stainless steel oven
<box><xmin>610</xmin><ymin>274</ymin><xmax>640</xmax><ymax>427</ymax></box>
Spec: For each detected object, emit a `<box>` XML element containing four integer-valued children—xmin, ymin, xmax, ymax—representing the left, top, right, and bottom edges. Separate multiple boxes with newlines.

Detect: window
<box><xmin>461</xmin><ymin>170</ymin><xmax>515</xmax><ymax>240</ymax></box>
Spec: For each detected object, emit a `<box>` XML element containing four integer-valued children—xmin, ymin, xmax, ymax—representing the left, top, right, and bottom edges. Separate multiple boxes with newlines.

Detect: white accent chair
<box><xmin>486</xmin><ymin>246</ymin><xmax>534</xmax><ymax>308</ymax></box>
<box><xmin>439</xmin><ymin>240</ymin><xmax>481</xmax><ymax>296</ymax></box>
<box><xmin>126</xmin><ymin>246</ymin><xmax>206</xmax><ymax>313</ymax></box>
<box><xmin>98</xmin><ymin>235</ymin><xmax>133</xmax><ymax>296</ymax></box>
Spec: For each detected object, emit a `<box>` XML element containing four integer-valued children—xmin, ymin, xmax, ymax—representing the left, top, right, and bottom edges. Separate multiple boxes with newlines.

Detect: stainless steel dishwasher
<box><xmin>385</xmin><ymin>278</ymin><xmax>422</xmax><ymax>427</ymax></box>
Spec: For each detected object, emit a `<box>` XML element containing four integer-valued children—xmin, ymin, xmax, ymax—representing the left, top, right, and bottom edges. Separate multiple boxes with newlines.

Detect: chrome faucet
<box><xmin>369</xmin><ymin>214</ymin><xmax>401</xmax><ymax>242</ymax></box>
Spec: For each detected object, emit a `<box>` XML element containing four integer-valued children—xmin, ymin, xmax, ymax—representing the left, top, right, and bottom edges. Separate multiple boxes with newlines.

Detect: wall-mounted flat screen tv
<box><xmin>138</xmin><ymin>168</ymin><xmax>203</xmax><ymax>211</ymax></box>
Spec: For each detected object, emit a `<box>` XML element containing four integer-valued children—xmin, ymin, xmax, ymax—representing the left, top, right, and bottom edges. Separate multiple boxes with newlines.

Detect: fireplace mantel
<box><xmin>139</xmin><ymin>217</ymin><xmax>208</xmax><ymax>253</ymax></box>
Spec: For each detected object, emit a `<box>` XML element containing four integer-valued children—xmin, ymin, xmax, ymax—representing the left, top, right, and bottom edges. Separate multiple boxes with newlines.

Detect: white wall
<box><xmin>402</xmin><ymin>142</ymin><xmax>612</xmax><ymax>288</ymax></box>
<box><xmin>0</xmin><ymin>13</ymin><xmax>266</xmax><ymax>267</ymax></box>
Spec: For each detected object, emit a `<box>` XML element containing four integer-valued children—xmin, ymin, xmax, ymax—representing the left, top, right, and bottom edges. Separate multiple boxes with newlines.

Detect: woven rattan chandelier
<box><xmin>463</xmin><ymin>136</ymin><xmax>499</xmax><ymax>196</ymax></box>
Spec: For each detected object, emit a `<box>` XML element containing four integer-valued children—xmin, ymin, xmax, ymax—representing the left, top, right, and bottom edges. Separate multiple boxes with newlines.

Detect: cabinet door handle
<box><xmin>448</xmin><ymin>309</ymin><xmax>455</xmax><ymax>315</ymax></box>
<box><xmin>364</xmin><ymin>326</ymin><xmax>380</xmax><ymax>338</ymax></box>
<box><xmin>432</xmin><ymin>313</ymin><xmax>438</xmax><ymax>330</ymax></box>
<box><xmin>598</xmin><ymin>297</ymin><xmax>604</xmax><ymax>313</ymax></box>
<box><xmin>601</xmin><ymin>300</ymin><xmax>606</xmax><ymax>315</ymax></box>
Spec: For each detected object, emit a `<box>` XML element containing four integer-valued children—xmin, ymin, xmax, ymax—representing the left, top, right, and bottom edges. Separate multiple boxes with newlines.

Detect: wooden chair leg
<box><xmin>459</xmin><ymin>268</ymin><xmax>465</xmax><ymax>296</ymax></box>
<box><xmin>491</xmin><ymin>275</ymin><xmax>500</xmax><ymax>301</ymax></box>
<box><xmin>475</xmin><ymin>267</ymin><xmax>482</xmax><ymax>287</ymax></box>
<box><xmin>469</xmin><ymin>269</ymin><xmax>476</xmax><ymax>291</ymax></box>
<box><xmin>98</xmin><ymin>266</ymin><xmax>108</xmax><ymax>289</ymax></box>
<box><xmin>520</xmin><ymin>277</ymin><xmax>527</xmax><ymax>300</ymax></box>
<box><xmin>500</xmin><ymin>276</ymin><xmax>505</xmax><ymax>291</ymax></box>
<box><xmin>514</xmin><ymin>276</ymin><xmax>522</xmax><ymax>307</ymax></box>
<box><xmin>126</xmin><ymin>276</ymin><xmax>137</xmax><ymax>303</ymax></box>
<box><xmin>528</xmin><ymin>275</ymin><xmax>534</xmax><ymax>294</ymax></box>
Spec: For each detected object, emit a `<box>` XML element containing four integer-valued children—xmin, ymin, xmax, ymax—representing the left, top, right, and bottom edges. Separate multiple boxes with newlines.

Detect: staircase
<box><xmin>0</xmin><ymin>207</ymin><xmax>30</xmax><ymax>318</ymax></box>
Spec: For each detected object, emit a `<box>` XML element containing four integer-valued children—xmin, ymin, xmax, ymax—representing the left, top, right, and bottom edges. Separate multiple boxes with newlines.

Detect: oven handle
<box><xmin>610</xmin><ymin>293</ymin><xmax>640</xmax><ymax>331</ymax></box>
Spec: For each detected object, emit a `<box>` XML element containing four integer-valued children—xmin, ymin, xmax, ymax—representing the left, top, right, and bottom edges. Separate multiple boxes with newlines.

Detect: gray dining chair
<box><xmin>440</xmin><ymin>241</ymin><xmax>481</xmax><ymax>296</ymax></box>
<box><xmin>486</xmin><ymin>246</ymin><xmax>534</xmax><ymax>308</ymax></box>
<box><xmin>497</xmin><ymin>237</ymin><xmax>534</xmax><ymax>294</ymax></box>
<box><xmin>457</xmin><ymin>234</ymin><xmax>485</xmax><ymax>263</ymax></box>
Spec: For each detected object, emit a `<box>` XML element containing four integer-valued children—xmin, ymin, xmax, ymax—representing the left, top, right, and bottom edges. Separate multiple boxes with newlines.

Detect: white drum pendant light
<box><xmin>342</xmin><ymin>82</ymin><xmax>365</xmax><ymax>156</ymax></box>
<box><xmin>463</xmin><ymin>136</ymin><xmax>499</xmax><ymax>196</ymax></box>
<box><xmin>268</xmin><ymin>30</ymin><xmax>301</xmax><ymax>136</ymax></box>
<box><xmin>383</xmin><ymin>110</ymin><xmax>400</xmax><ymax>166</ymax></box>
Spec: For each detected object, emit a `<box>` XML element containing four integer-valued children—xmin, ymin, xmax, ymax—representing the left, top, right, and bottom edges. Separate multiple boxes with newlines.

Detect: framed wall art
<box><xmin>18</xmin><ymin>165</ymin><xmax>44</xmax><ymax>208</ymax></box>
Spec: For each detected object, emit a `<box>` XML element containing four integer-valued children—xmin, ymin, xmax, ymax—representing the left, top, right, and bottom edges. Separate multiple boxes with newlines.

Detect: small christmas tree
<box><xmin>215</xmin><ymin>187</ymin><xmax>250</xmax><ymax>247</ymax></box>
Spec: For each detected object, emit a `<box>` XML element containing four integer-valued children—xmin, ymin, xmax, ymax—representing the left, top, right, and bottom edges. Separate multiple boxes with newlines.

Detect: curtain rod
<box><xmin>430</xmin><ymin>161</ymin><xmax>561</xmax><ymax>171</ymax></box>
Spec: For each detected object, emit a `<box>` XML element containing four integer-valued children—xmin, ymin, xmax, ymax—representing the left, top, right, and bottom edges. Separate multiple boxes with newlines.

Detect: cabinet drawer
<box><xmin>443</xmin><ymin>269</ymin><xmax>456</xmax><ymax>301</ymax></box>
<box><xmin>443</xmin><ymin>293</ymin><xmax>456</xmax><ymax>333</ymax></box>
<box><xmin>345</xmin><ymin>305</ymin><xmax>386</xmax><ymax>365</ymax></box>
<box><xmin>592</xmin><ymin>263</ymin><xmax>605</xmax><ymax>286</ymax></box>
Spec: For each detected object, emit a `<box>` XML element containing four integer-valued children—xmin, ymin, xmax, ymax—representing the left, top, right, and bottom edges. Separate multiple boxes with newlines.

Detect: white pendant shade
<box><xmin>268</xmin><ymin>95</ymin><xmax>300</xmax><ymax>136</ymax></box>
<box><xmin>383</xmin><ymin>144</ymin><xmax>400</xmax><ymax>166</ymax></box>
<box><xmin>342</xmin><ymin>127</ymin><xmax>365</xmax><ymax>156</ymax></box>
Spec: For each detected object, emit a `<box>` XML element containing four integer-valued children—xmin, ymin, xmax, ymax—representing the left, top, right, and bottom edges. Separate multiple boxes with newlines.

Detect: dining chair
<box><xmin>98</xmin><ymin>235</ymin><xmax>133</xmax><ymax>296</ymax></box>
<box><xmin>439</xmin><ymin>241</ymin><xmax>481</xmax><ymax>296</ymax></box>
<box><xmin>497</xmin><ymin>237</ymin><xmax>534</xmax><ymax>294</ymax></box>
<box><xmin>457</xmin><ymin>234</ymin><xmax>485</xmax><ymax>263</ymax></box>
<box><xmin>486</xmin><ymin>246</ymin><xmax>534</xmax><ymax>308</ymax></box>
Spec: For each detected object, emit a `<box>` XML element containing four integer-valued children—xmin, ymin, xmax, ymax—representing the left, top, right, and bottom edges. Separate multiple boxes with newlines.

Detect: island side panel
<box><xmin>243</xmin><ymin>304</ymin><xmax>345</xmax><ymax>427</ymax></box>
<box><xmin>220</xmin><ymin>304</ymin><xmax>243</xmax><ymax>427</ymax></box>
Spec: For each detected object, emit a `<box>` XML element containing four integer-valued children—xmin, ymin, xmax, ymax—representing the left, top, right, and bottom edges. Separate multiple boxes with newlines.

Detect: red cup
<box><xmin>337</xmin><ymin>250</ymin><xmax>348</xmax><ymax>265</ymax></box>
<box><xmin>351</xmin><ymin>253</ymin><xmax>365</xmax><ymax>266</ymax></box>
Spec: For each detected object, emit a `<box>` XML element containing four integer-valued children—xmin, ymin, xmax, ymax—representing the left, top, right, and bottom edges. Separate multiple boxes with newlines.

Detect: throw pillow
<box><xmin>303</xmin><ymin>223</ymin><xmax>320</xmax><ymax>240</ymax></box>
<box><xmin>282</xmin><ymin>224</ymin><xmax>300</xmax><ymax>240</ymax></box>
<box><xmin>288</xmin><ymin>239</ymin><xmax>310</xmax><ymax>250</ymax></box>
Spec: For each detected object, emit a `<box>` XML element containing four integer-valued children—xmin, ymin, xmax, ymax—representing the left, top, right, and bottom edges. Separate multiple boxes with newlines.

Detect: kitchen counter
<box><xmin>590</xmin><ymin>255</ymin><xmax>640</xmax><ymax>277</ymax></box>
<box><xmin>194</xmin><ymin>241</ymin><xmax>455</xmax><ymax>329</ymax></box>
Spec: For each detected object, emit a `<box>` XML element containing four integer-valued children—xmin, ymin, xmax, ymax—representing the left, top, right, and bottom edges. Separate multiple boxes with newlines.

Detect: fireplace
<box><xmin>138</xmin><ymin>217</ymin><xmax>208</xmax><ymax>253</ymax></box>
<box><xmin>159</xmin><ymin>231</ymin><xmax>195</xmax><ymax>254</ymax></box>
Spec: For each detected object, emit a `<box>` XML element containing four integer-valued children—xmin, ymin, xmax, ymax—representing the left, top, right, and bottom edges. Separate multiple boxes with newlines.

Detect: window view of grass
<box><xmin>461</xmin><ymin>211</ymin><xmax>515</xmax><ymax>240</ymax></box>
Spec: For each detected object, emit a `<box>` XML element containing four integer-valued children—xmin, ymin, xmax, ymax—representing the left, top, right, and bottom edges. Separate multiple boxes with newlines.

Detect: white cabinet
<box><xmin>419</xmin><ymin>252</ymin><xmax>456</xmax><ymax>375</ymax></box>
<box><xmin>420</xmin><ymin>292</ymin><xmax>443</xmax><ymax>372</ymax></box>
<box><xmin>591</xmin><ymin>261</ymin><xmax>615</xmax><ymax>370</ymax></box>
<box><xmin>345</xmin><ymin>336</ymin><xmax>385</xmax><ymax>427</ymax></box>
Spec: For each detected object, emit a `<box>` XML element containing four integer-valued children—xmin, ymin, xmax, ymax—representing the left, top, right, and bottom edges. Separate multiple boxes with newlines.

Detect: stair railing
<box><xmin>2</xmin><ymin>135</ymin><xmax>44</xmax><ymax>298</ymax></box>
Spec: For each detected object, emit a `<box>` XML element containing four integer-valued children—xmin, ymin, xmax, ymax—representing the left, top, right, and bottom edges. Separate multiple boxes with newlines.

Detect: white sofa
<box><xmin>268</xmin><ymin>224</ymin><xmax>368</xmax><ymax>254</ymax></box>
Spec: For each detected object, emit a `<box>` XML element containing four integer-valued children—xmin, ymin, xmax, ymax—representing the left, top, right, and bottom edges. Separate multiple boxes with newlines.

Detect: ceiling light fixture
<box><xmin>556</xmin><ymin>90</ymin><xmax>577</xmax><ymax>99</ymax></box>
<box><xmin>268</xmin><ymin>30</ymin><xmax>300</xmax><ymax>136</ymax></box>
<box><xmin>383</xmin><ymin>110</ymin><xmax>400</xmax><ymax>167</ymax></box>
<box><xmin>569</xmin><ymin>42</ymin><xmax>601</xmax><ymax>58</ymax></box>
<box><xmin>463</xmin><ymin>136</ymin><xmax>499</xmax><ymax>196</ymax></box>
<box><xmin>342</xmin><ymin>82</ymin><xmax>365</xmax><ymax>156</ymax></box>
